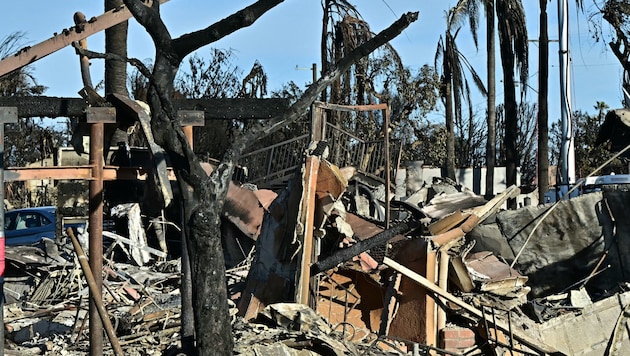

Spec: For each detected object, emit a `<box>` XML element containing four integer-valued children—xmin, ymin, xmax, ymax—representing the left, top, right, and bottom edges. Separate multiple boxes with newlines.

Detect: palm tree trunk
<box><xmin>498</xmin><ymin>14</ymin><xmax>518</xmax><ymax>209</ymax></box>
<box><xmin>105</xmin><ymin>0</ymin><xmax>129</xmax><ymax>96</ymax></box>
<box><xmin>537</xmin><ymin>0</ymin><xmax>549</xmax><ymax>204</ymax></box>
<box><xmin>445</xmin><ymin>51</ymin><xmax>456</xmax><ymax>180</ymax></box>
<box><xmin>485</xmin><ymin>0</ymin><xmax>496</xmax><ymax>198</ymax></box>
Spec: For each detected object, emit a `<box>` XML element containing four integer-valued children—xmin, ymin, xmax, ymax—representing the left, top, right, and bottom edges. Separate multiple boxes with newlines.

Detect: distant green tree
<box><xmin>551</xmin><ymin>107</ymin><xmax>626</xmax><ymax>177</ymax></box>
<box><xmin>496</xmin><ymin>102</ymin><xmax>537</xmax><ymax>188</ymax></box>
<box><xmin>405</xmin><ymin>119</ymin><xmax>447</xmax><ymax>166</ymax></box>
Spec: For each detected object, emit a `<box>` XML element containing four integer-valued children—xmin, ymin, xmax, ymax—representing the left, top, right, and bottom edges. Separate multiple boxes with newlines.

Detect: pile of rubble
<box><xmin>5</xmin><ymin>142</ymin><xmax>630</xmax><ymax>355</ymax></box>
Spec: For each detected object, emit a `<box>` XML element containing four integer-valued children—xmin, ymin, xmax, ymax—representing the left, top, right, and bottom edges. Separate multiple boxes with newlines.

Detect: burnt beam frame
<box><xmin>0</xmin><ymin>96</ymin><xmax>289</xmax><ymax>121</ymax></box>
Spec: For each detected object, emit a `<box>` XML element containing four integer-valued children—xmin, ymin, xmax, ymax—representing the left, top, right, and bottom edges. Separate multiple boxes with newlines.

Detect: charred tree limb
<box><xmin>73</xmin><ymin>45</ymin><xmax>153</xmax><ymax>79</ymax></box>
<box><xmin>172</xmin><ymin>0</ymin><xmax>284</xmax><ymax>58</ymax></box>
<box><xmin>229</xmin><ymin>11</ymin><xmax>420</xmax><ymax>155</ymax></box>
<box><xmin>310</xmin><ymin>221</ymin><xmax>418</xmax><ymax>275</ymax></box>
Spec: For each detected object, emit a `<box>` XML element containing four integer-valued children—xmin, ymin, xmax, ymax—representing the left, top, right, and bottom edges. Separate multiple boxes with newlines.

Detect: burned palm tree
<box><xmin>319</xmin><ymin>1</ymin><xmax>437</xmax><ymax>174</ymax></box>
<box><xmin>435</xmin><ymin>0</ymin><xmax>486</xmax><ymax>180</ymax></box>
<box><xmin>497</xmin><ymin>0</ymin><xmax>528</xmax><ymax>208</ymax></box>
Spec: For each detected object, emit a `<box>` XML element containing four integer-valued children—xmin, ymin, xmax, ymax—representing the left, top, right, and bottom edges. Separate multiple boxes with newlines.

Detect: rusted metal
<box><xmin>89</xmin><ymin>120</ymin><xmax>104</xmax><ymax>356</ymax></box>
<box><xmin>0</xmin><ymin>0</ymin><xmax>169</xmax><ymax>78</ymax></box>
<box><xmin>87</xmin><ymin>107</ymin><xmax>117</xmax><ymax>123</ymax></box>
<box><xmin>67</xmin><ymin>228</ymin><xmax>124</xmax><ymax>356</ymax></box>
<box><xmin>382</xmin><ymin>106</ymin><xmax>390</xmax><ymax>229</ymax></box>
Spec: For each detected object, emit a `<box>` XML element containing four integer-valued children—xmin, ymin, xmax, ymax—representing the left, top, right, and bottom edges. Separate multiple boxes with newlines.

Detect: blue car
<box><xmin>4</xmin><ymin>206</ymin><xmax>57</xmax><ymax>246</ymax></box>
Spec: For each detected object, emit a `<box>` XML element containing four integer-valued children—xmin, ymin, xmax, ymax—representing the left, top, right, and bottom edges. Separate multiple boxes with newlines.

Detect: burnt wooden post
<box><xmin>86</xmin><ymin>107</ymin><xmax>115</xmax><ymax>356</ymax></box>
<box><xmin>0</xmin><ymin>106</ymin><xmax>17</xmax><ymax>355</ymax></box>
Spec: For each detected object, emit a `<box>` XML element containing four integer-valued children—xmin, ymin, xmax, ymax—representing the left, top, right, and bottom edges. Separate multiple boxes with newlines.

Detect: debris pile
<box><xmin>5</xmin><ymin>140</ymin><xmax>630</xmax><ymax>355</ymax></box>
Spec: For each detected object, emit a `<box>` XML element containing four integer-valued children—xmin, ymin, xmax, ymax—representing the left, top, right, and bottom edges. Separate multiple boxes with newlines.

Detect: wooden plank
<box><xmin>313</xmin><ymin>101</ymin><xmax>388</xmax><ymax>112</ymax></box>
<box><xmin>428</xmin><ymin>210</ymin><xmax>470</xmax><ymax>235</ymax></box>
<box><xmin>295</xmin><ymin>156</ymin><xmax>320</xmax><ymax>306</ymax></box>
<box><xmin>0</xmin><ymin>0</ymin><xmax>169</xmax><ymax>77</ymax></box>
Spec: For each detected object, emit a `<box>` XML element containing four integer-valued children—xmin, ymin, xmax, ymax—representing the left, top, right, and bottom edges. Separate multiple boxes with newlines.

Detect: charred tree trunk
<box><xmin>499</xmin><ymin>36</ymin><xmax>518</xmax><ymax>210</ymax></box>
<box><xmin>444</xmin><ymin>36</ymin><xmax>456</xmax><ymax>180</ymax></box>
<box><xmin>123</xmin><ymin>0</ymin><xmax>417</xmax><ymax>353</ymax></box>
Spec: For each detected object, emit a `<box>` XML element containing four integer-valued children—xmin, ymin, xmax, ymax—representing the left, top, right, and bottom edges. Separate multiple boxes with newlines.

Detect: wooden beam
<box><xmin>295</xmin><ymin>156</ymin><xmax>320</xmax><ymax>306</ymax></box>
<box><xmin>0</xmin><ymin>0</ymin><xmax>169</xmax><ymax>78</ymax></box>
<box><xmin>0</xmin><ymin>96</ymin><xmax>289</xmax><ymax>120</ymax></box>
<box><xmin>4</xmin><ymin>166</ymin><xmax>177</xmax><ymax>182</ymax></box>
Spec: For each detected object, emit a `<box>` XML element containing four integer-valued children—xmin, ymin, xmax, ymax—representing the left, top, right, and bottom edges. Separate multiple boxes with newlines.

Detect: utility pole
<box><xmin>558</xmin><ymin>0</ymin><xmax>576</xmax><ymax>198</ymax></box>
<box><xmin>538</xmin><ymin>0</ymin><xmax>550</xmax><ymax>204</ymax></box>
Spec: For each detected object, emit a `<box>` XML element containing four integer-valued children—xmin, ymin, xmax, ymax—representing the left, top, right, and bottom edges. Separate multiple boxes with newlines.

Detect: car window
<box><xmin>5</xmin><ymin>212</ymin><xmax>17</xmax><ymax>230</ymax></box>
<box><xmin>13</xmin><ymin>212</ymin><xmax>52</xmax><ymax>230</ymax></box>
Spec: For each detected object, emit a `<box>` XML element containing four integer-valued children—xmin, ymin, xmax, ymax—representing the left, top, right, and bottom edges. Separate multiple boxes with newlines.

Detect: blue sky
<box><xmin>0</xmin><ymin>1</ymin><xmax>623</xmax><ymax>125</ymax></box>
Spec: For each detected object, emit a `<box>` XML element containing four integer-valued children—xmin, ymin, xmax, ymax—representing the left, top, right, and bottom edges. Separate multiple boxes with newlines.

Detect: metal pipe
<box><xmin>89</xmin><ymin>121</ymin><xmax>104</xmax><ymax>355</ymax></box>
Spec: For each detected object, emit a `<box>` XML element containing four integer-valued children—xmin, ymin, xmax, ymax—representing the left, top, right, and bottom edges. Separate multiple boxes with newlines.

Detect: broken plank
<box><xmin>102</xmin><ymin>231</ymin><xmax>167</xmax><ymax>258</ymax></box>
<box><xmin>428</xmin><ymin>210</ymin><xmax>471</xmax><ymax>235</ymax></box>
<box><xmin>382</xmin><ymin>256</ymin><xmax>563</xmax><ymax>356</ymax></box>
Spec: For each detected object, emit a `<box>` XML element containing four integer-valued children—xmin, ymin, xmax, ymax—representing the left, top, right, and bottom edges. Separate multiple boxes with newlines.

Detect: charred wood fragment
<box><xmin>310</xmin><ymin>221</ymin><xmax>419</xmax><ymax>275</ymax></box>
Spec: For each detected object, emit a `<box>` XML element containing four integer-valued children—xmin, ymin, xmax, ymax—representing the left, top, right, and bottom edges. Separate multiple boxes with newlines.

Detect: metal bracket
<box><xmin>0</xmin><ymin>107</ymin><xmax>18</xmax><ymax>123</ymax></box>
<box><xmin>177</xmin><ymin>110</ymin><xmax>205</xmax><ymax>126</ymax></box>
<box><xmin>86</xmin><ymin>107</ymin><xmax>116</xmax><ymax>123</ymax></box>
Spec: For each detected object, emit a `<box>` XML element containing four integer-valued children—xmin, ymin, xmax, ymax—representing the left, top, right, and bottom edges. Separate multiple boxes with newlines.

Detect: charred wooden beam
<box><xmin>0</xmin><ymin>96</ymin><xmax>90</xmax><ymax>118</ymax></box>
<box><xmin>310</xmin><ymin>221</ymin><xmax>418</xmax><ymax>275</ymax></box>
<box><xmin>0</xmin><ymin>96</ymin><xmax>289</xmax><ymax>120</ymax></box>
<box><xmin>173</xmin><ymin>98</ymin><xmax>289</xmax><ymax>121</ymax></box>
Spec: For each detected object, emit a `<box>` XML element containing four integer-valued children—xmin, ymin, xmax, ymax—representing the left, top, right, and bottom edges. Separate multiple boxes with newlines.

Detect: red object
<box><xmin>0</xmin><ymin>232</ymin><xmax>5</xmax><ymax>276</ymax></box>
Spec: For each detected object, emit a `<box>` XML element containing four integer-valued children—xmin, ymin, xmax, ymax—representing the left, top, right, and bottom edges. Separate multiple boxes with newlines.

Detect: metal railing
<box><xmin>239</xmin><ymin>133</ymin><xmax>310</xmax><ymax>186</ymax></box>
<box><xmin>240</xmin><ymin>123</ymin><xmax>401</xmax><ymax>188</ymax></box>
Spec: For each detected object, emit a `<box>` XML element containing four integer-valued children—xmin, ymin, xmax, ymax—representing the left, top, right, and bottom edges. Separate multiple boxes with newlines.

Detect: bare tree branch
<box><xmin>172</xmin><ymin>0</ymin><xmax>284</xmax><ymax>58</ymax></box>
<box><xmin>123</xmin><ymin>0</ymin><xmax>175</xmax><ymax>61</ymax></box>
<box><xmin>230</xmin><ymin>11</ymin><xmax>420</xmax><ymax>156</ymax></box>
